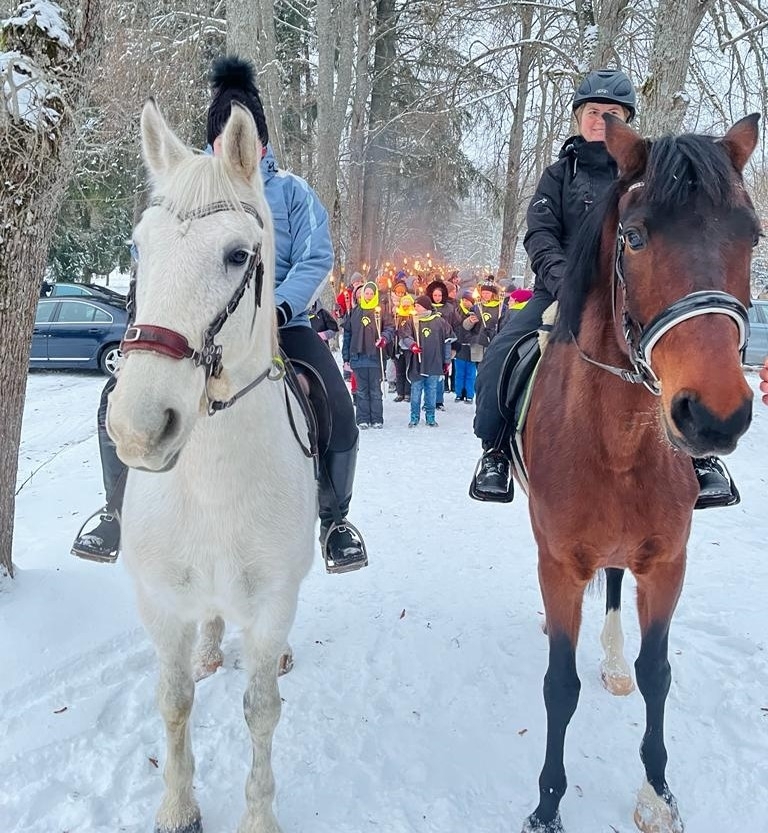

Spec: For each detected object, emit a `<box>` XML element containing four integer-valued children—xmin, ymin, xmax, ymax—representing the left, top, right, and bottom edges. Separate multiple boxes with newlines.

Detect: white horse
<box><xmin>106</xmin><ymin>100</ymin><xmax>316</xmax><ymax>833</ymax></box>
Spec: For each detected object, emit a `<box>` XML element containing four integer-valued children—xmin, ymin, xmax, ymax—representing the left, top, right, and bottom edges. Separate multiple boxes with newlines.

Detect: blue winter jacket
<box><xmin>261</xmin><ymin>146</ymin><xmax>334</xmax><ymax>329</ymax></box>
<box><xmin>204</xmin><ymin>144</ymin><xmax>334</xmax><ymax>329</ymax></box>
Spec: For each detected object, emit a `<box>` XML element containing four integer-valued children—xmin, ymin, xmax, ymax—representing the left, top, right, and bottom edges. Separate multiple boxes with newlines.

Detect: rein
<box><xmin>572</xmin><ymin>181</ymin><xmax>750</xmax><ymax>395</ymax></box>
<box><xmin>121</xmin><ymin>197</ymin><xmax>284</xmax><ymax>415</ymax></box>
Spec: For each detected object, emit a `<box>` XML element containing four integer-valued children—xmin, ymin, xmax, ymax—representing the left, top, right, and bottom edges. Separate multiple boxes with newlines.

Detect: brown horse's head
<box><xmin>597</xmin><ymin>115</ymin><xmax>760</xmax><ymax>456</ymax></box>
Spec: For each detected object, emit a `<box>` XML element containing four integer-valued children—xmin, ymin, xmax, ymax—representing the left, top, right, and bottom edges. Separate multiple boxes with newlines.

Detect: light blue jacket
<box><xmin>202</xmin><ymin>143</ymin><xmax>334</xmax><ymax>329</ymax></box>
<box><xmin>261</xmin><ymin>146</ymin><xmax>334</xmax><ymax>329</ymax></box>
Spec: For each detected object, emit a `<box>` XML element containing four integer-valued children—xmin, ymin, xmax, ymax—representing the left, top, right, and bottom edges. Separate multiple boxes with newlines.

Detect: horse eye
<box><xmin>625</xmin><ymin>229</ymin><xmax>645</xmax><ymax>250</ymax></box>
<box><xmin>754</xmin><ymin>233</ymin><xmax>763</xmax><ymax>249</ymax></box>
<box><xmin>227</xmin><ymin>249</ymin><xmax>250</xmax><ymax>267</ymax></box>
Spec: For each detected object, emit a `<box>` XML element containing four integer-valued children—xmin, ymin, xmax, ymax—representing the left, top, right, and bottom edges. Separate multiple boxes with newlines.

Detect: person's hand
<box><xmin>343</xmin><ymin>361</ymin><xmax>351</xmax><ymax>372</ymax></box>
<box><xmin>443</xmin><ymin>363</ymin><xmax>451</xmax><ymax>375</ymax></box>
<box><xmin>468</xmin><ymin>314</ymin><xmax>479</xmax><ymax>324</ymax></box>
<box><xmin>318</xmin><ymin>331</ymin><xmax>329</xmax><ymax>341</ymax></box>
<box><xmin>375</xmin><ymin>337</ymin><xmax>387</xmax><ymax>349</ymax></box>
<box><xmin>760</xmin><ymin>357</ymin><xmax>768</xmax><ymax>405</ymax></box>
<box><xmin>409</xmin><ymin>344</ymin><xmax>422</xmax><ymax>354</ymax></box>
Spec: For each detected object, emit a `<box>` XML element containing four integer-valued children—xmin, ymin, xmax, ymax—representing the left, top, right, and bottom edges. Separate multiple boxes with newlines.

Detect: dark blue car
<box><xmin>31</xmin><ymin>297</ymin><xmax>128</xmax><ymax>375</ymax></box>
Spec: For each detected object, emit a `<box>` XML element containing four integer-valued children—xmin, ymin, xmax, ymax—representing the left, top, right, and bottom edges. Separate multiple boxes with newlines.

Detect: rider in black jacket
<box><xmin>470</xmin><ymin>68</ymin><xmax>737</xmax><ymax>508</ymax></box>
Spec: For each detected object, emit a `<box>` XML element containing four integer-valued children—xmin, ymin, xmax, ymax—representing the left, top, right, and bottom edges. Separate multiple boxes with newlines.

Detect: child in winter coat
<box><xmin>398</xmin><ymin>295</ymin><xmax>453</xmax><ymax>427</ymax></box>
<box><xmin>452</xmin><ymin>290</ymin><xmax>480</xmax><ymax>402</ymax></box>
<box><xmin>342</xmin><ymin>281</ymin><xmax>394</xmax><ymax>428</ymax></box>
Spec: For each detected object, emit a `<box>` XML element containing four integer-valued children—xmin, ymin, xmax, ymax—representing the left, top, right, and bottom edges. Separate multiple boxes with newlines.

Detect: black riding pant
<box><xmin>473</xmin><ymin>288</ymin><xmax>555</xmax><ymax>445</ymax></box>
<box><xmin>97</xmin><ymin>324</ymin><xmax>358</xmax><ymax>506</ymax></box>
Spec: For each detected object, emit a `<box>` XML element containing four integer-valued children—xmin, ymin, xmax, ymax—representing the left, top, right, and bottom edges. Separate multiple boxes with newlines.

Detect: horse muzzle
<box><xmin>666</xmin><ymin>390</ymin><xmax>752</xmax><ymax>456</ymax></box>
<box><xmin>106</xmin><ymin>402</ymin><xmax>188</xmax><ymax>472</ymax></box>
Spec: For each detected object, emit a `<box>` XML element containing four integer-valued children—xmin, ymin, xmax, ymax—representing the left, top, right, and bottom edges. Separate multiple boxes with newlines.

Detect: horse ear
<box><xmin>140</xmin><ymin>98</ymin><xmax>190</xmax><ymax>178</ymax></box>
<box><xmin>719</xmin><ymin>113</ymin><xmax>760</xmax><ymax>174</ymax></box>
<box><xmin>603</xmin><ymin>114</ymin><xmax>648</xmax><ymax>178</ymax></box>
<box><xmin>220</xmin><ymin>103</ymin><xmax>261</xmax><ymax>185</ymax></box>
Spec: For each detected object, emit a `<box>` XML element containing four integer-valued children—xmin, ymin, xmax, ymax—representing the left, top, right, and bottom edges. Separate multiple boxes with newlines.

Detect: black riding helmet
<box><xmin>572</xmin><ymin>69</ymin><xmax>636</xmax><ymax>122</ymax></box>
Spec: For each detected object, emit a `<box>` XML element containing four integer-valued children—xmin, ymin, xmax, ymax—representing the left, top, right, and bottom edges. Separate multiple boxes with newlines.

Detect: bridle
<box><xmin>573</xmin><ymin>180</ymin><xmax>750</xmax><ymax>395</ymax></box>
<box><xmin>121</xmin><ymin>197</ymin><xmax>285</xmax><ymax>415</ymax></box>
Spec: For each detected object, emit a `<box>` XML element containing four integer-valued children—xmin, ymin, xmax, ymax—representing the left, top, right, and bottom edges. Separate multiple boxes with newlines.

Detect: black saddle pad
<box><xmin>497</xmin><ymin>331</ymin><xmax>541</xmax><ymax>428</ymax></box>
<box><xmin>285</xmin><ymin>357</ymin><xmax>331</xmax><ymax>458</ymax></box>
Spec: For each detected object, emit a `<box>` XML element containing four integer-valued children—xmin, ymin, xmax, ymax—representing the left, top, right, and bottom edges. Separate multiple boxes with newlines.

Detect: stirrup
<box><xmin>70</xmin><ymin>508</ymin><xmax>120</xmax><ymax>564</ymax></box>
<box><xmin>468</xmin><ymin>452</ymin><xmax>515</xmax><ymax>504</ymax></box>
<box><xmin>322</xmin><ymin>520</ymin><xmax>368</xmax><ymax>575</ymax></box>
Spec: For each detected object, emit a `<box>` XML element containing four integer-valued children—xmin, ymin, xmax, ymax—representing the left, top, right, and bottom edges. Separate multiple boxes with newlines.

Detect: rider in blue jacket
<box><xmin>72</xmin><ymin>56</ymin><xmax>368</xmax><ymax>573</ymax></box>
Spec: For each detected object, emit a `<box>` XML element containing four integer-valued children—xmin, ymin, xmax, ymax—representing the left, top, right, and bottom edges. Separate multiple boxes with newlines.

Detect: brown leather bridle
<box><xmin>121</xmin><ymin>197</ymin><xmax>285</xmax><ymax>414</ymax></box>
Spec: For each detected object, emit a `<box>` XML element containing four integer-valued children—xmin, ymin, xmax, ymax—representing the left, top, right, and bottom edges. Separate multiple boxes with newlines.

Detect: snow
<box><xmin>2</xmin><ymin>368</ymin><xmax>768</xmax><ymax>832</ymax></box>
<box><xmin>1</xmin><ymin>2</ymin><xmax>72</xmax><ymax>128</ymax></box>
<box><xmin>2</xmin><ymin>1</ymin><xmax>73</xmax><ymax>49</ymax></box>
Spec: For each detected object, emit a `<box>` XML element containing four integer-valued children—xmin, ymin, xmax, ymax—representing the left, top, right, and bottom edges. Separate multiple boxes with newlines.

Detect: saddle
<box><xmin>496</xmin><ymin>302</ymin><xmax>559</xmax><ymax>495</ymax></box>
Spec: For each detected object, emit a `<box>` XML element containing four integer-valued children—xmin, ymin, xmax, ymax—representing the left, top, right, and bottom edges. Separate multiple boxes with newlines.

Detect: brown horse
<box><xmin>521</xmin><ymin>114</ymin><xmax>760</xmax><ymax>833</ymax></box>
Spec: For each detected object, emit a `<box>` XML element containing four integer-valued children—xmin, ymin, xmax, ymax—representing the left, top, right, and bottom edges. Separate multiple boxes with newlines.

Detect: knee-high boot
<box><xmin>318</xmin><ymin>441</ymin><xmax>368</xmax><ymax>573</ymax></box>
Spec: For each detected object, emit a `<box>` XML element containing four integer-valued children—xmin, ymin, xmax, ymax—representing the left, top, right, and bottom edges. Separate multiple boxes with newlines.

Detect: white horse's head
<box><xmin>106</xmin><ymin>99</ymin><xmax>276</xmax><ymax>471</ymax></box>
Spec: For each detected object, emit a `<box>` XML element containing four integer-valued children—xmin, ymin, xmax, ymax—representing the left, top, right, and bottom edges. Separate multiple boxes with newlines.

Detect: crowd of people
<box><xmin>312</xmin><ymin>271</ymin><xmax>533</xmax><ymax>429</ymax></box>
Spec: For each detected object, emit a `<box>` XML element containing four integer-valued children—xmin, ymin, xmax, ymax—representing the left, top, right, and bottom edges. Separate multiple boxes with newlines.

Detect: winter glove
<box><xmin>409</xmin><ymin>344</ymin><xmax>422</xmax><ymax>354</ymax></box>
<box><xmin>375</xmin><ymin>337</ymin><xmax>387</xmax><ymax>349</ymax></box>
<box><xmin>275</xmin><ymin>301</ymin><xmax>293</xmax><ymax>328</ymax></box>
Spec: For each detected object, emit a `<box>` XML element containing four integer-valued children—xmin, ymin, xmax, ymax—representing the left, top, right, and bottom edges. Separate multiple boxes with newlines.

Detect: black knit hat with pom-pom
<box><xmin>207</xmin><ymin>56</ymin><xmax>269</xmax><ymax>148</ymax></box>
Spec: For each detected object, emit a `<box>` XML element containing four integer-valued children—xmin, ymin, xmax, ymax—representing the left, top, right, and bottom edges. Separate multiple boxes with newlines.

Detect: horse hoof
<box><xmin>634</xmin><ymin>781</ymin><xmax>684</xmax><ymax>833</ymax></box>
<box><xmin>521</xmin><ymin>812</ymin><xmax>564</xmax><ymax>832</ymax></box>
<box><xmin>600</xmin><ymin>665</ymin><xmax>635</xmax><ymax>696</ymax></box>
<box><xmin>278</xmin><ymin>650</ymin><xmax>294</xmax><ymax>676</ymax></box>
<box><xmin>155</xmin><ymin>815</ymin><xmax>203</xmax><ymax>833</ymax></box>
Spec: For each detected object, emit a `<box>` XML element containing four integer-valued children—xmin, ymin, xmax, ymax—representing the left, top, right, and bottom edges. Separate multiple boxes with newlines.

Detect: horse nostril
<box><xmin>159</xmin><ymin>408</ymin><xmax>180</xmax><ymax>444</ymax></box>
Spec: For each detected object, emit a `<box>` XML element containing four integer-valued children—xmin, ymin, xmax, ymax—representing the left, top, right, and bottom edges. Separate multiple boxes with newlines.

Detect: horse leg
<box><xmin>237</xmin><ymin>599</ymin><xmax>299</xmax><ymax>833</ymax></box>
<box><xmin>139</xmin><ymin>595</ymin><xmax>201</xmax><ymax>833</ymax></box>
<box><xmin>633</xmin><ymin>558</ymin><xmax>686</xmax><ymax>833</ymax></box>
<box><xmin>600</xmin><ymin>568</ymin><xmax>635</xmax><ymax>696</ymax></box>
<box><xmin>193</xmin><ymin>616</ymin><xmax>225</xmax><ymax>682</ymax></box>
<box><xmin>523</xmin><ymin>556</ymin><xmax>587</xmax><ymax>833</ymax></box>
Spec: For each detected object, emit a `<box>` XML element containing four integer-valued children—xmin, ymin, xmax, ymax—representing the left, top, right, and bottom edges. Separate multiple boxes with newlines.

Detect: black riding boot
<box><xmin>71</xmin><ymin>377</ymin><xmax>127</xmax><ymax>563</ymax></box>
<box><xmin>693</xmin><ymin>456</ymin><xmax>740</xmax><ymax>509</ymax></box>
<box><xmin>469</xmin><ymin>442</ymin><xmax>514</xmax><ymax>503</ymax></box>
<box><xmin>318</xmin><ymin>442</ymin><xmax>368</xmax><ymax>573</ymax></box>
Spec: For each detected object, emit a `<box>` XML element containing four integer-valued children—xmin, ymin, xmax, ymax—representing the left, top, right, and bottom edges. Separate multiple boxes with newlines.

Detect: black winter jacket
<box><xmin>523</xmin><ymin>136</ymin><xmax>617</xmax><ymax>299</ymax></box>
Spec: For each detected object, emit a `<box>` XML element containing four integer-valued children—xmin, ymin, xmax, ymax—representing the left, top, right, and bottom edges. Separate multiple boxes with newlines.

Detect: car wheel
<box><xmin>99</xmin><ymin>343</ymin><xmax>122</xmax><ymax>376</ymax></box>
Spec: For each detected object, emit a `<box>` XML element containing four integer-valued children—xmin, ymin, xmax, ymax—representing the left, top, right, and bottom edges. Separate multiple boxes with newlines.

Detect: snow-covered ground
<box><xmin>2</xmin><ymin>367</ymin><xmax>767</xmax><ymax>833</ymax></box>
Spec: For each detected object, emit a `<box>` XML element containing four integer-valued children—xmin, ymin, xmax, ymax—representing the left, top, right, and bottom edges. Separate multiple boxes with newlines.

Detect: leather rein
<box><xmin>121</xmin><ymin>197</ymin><xmax>286</xmax><ymax>416</ymax></box>
<box><xmin>572</xmin><ymin>181</ymin><xmax>750</xmax><ymax>395</ymax></box>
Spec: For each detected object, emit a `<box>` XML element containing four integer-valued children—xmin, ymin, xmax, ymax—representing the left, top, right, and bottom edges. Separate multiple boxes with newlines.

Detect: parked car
<box><xmin>31</xmin><ymin>297</ymin><xmax>128</xmax><ymax>375</ymax></box>
<box><xmin>745</xmin><ymin>299</ymin><xmax>768</xmax><ymax>365</ymax></box>
<box><xmin>45</xmin><ymin>281</ymin><xmax>127</xmax><ymax>306</ymax></box>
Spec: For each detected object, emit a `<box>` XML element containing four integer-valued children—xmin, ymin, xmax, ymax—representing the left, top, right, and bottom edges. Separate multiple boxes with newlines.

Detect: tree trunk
<box><xmin>590</xmin><ymin>0</ymin><xmax>630</xmax><ymax>68</ymax></box>
<box><xmin>359</xmin><ymin>0</ymin><xmax>397</xmax><ymax>275</ymax></box>
<box><xmin>498</xmin><ymin>8</ymin><xmax>534</xmax><ymax>277</ymax></box>
<box><xmin>226</xmin><ymin>0</ymin><xmax>260</xmax><ymax>67</ymax></box>
<box><xmin>345</xmin><ymin>0</ymin><xmax>373</xmax><ymax>276</ymax></box>
<box><xmin>0</xmin><ymin>0</ymin><xmax>103</xmax><ymax>578</ymax></box>
<box><xmin>641</xmin><ymin>0</ymin><xmax>715</xmax><ymax>136</ymax></box>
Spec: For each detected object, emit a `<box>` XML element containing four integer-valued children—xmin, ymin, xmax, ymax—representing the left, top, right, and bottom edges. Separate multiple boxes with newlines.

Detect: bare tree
<box><xmin>641</xmin><ymin>0</ymin><xmax>716</xmax><ymax>135</ymax></box>
<box><xmin>0</xmin><ymin>0</ymin><xmax>104</xmax><ymax>578</ymax></box>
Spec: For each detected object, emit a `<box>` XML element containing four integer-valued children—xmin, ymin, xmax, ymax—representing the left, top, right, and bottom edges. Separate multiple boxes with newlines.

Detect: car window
<box><xmin>750</xmin><ymin>303</ymin><xmax>768</xmax><ymax>325</ymax></box>
<box><xmin>56</xmin><ymin>301</ymin><xmax>112</xmax><ymax>323</ymax></box>
<box><xmin>52</xmin><ymin>284</ymin><xmax>88</xmax><ymax>296</ymax></box>
<box><xmin>35</xmin><ymin>302</ymin><xmax>57</xmax><ymax>323</ymax></box>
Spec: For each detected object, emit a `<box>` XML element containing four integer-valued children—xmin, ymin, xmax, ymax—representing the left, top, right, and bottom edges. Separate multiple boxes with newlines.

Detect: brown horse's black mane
<box><xmin>552</xmin><ymin>132</ymin><xmax>742</xmax><ymax>342</ymax></box>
